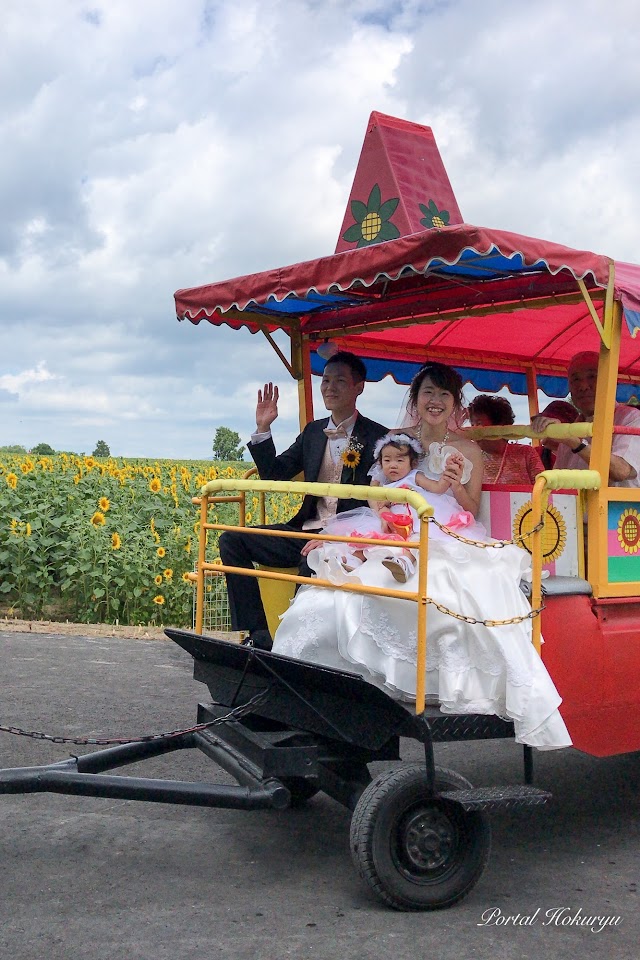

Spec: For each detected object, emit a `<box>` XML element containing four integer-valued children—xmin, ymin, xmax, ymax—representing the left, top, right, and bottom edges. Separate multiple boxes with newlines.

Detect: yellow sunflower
<box><xmin>154</xmin><ymin>574</ymin><xmax>163</xmax><ymax>586</ymax></box>
<box><xmin>153</xmin><ymin>595</ymin><xmax>165</xmax><ymax>605</ymax></box>
<box><xmin>149</xmin><ymin>478</ymin><xmax>162</xmax><ymax>493</ymax></box>
<box><xmin>24</xmin><ymin>523</ymin><xmax>32</xmax><ymax>537</ymax></box>
<box><xmin>91</xmin><ymin>511</ymin><xmax>106</xmax><ymax>527</ymax></box>
<box><xmin>6</xmin><ymin>473</ymin><xmax>18</xmax><ymax>490</ymax></box>
<box><xmin>111</xmin><ymin>532</ymin><xmax>122</xmax><ymax>550</ymax></box>
<box><xmin>341</xmin><ymin>448</ymin><xmax>361</xmax><ymax>469</ymax></box>
<box><xmin>99</xmin><ymin>497</ymin><xmax>110</xmax><ymax>512</ymax></box>
<box><xmin>163</xmin><ymin>569</ymin><xmax>173</xmax><ymax>581</ymax></box>
<box><xmin>181</xmin><ymin>572</ymin><xmax>191</xmax><ymax>582</ymax></box>
<box><xmin>157</xmin><ymin>546</ymin><xmax>166</xmax><ymax>558</ymax></box>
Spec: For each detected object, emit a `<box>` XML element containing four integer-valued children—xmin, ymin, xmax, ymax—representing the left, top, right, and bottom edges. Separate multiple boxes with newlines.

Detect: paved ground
<box><xmin>0</xmin><ymin>629</ymin><xmax>637</xmax><ymax>960</ymax></box>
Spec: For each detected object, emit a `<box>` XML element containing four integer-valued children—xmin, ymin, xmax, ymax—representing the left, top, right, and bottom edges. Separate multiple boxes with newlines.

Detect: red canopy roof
<box><xmin>174</xmin><ymin>223</ymin><xmax>640</xmax><ymax>382</ymax></box>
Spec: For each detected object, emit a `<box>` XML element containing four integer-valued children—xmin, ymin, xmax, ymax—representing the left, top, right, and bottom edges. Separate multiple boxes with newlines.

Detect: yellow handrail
<box><xmin>199</xmin><ymin>477</ymin><xmax>433</xmax><ymax>514</ymax></box>
<box><xmin>463</xmin><ymin>423</ymin><xmax>594</xmax><ymax>441</ymax></box>
<box><xmin>193</xmin><ymin>471</ymin><xmax>599</xmax><ymax>711</ymax></box>
<box><xmin>193</xmin><ymin>478</ymin><xmax>433</xmax><ymax>712</ymax></box>
<box><xmin>529</xmin><ymin>469</ymin><xmax>601</xmax><ymax>653</ymax></box>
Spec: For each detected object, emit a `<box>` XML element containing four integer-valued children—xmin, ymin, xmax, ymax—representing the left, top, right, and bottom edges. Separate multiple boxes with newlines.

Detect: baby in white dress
<box><xmin>312</xmin><ymin>433</ymin><xmax>465</xmax><ymax>583</ymax></box>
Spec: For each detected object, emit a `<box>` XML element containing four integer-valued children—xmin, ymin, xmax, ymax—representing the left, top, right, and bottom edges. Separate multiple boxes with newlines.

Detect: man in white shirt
<box><xmin>533</xmin><ymin>351</ymin><xmax>640</xmax><ymax>486</ymax></box>
<box><xmin>219</xmin><ymin>352</ymin><xmax>387</xmax><ymax>648</ymax></box>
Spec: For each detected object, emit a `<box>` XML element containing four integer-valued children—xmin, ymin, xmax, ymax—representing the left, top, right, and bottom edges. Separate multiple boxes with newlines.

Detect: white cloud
<box><xmin>0</xmin><ymin>361</ymin><xmax>57</xmax><ymax>394</ymax></box>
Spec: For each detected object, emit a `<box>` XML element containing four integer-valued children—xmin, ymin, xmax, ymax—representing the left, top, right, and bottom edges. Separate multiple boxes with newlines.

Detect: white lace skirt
<box><xmin>272</xmin><ymin>534</ymin><xmax>571</xmax><ymax>751</ymax></box>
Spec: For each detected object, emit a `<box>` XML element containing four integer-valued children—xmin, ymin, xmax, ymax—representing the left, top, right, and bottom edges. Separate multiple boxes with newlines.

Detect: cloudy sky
<box><xmin>2</xmin><ymin>0</ymin><xmax>639</xmax><ymax>459</ymax></box>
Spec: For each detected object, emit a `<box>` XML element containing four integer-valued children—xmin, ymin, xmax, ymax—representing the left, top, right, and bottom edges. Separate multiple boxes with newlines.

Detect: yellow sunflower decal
<box><xmin>513</xmin><ymin>500</ymin><xmax>567</xmax><ymax>563</ymax></box>
<box><xmin>617</xmin><ymin>508</ymin><xmax>640</xmax><ymax>554</ymax></box>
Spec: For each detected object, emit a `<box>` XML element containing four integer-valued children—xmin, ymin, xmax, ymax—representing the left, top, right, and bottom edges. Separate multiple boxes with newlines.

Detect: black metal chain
<box><xmin>0</xmin><ymin>688</ymin><xmax>271</xmax><ymax>747</ymax></box>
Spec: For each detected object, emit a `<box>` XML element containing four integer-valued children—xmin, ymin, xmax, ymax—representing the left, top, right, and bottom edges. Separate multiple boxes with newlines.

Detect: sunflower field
<box><xmin>0</xmin><ymin>454</ymin><xmax>300</xmax><ymax>627</ymax></box>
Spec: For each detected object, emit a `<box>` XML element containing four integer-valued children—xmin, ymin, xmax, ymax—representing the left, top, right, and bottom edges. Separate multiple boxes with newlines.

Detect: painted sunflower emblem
<box><xmin>342</xmin><ymin>184</ymin><xmax>400</xmax><ymax>247</ymax></box>
<box><xmin>419</xmin><ymin>199</ymin><xmax>450</xmax><ymax>229</ymax></box>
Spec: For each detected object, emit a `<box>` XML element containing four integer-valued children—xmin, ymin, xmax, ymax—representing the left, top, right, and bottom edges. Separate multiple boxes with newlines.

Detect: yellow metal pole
<box><xmin>588</xmin><ymin>296</ymin><xmax>622</xmax><ymax>596</ymax></box>
<box><xmin>300</xmin><ymin>334</ymin><xmax>314</xmax><ymax>428</ymax></box>
<box><xmin>290</xmin><ymin>326</ymin><xmax>312</xmax><ymax>431</ymax></box>
<box><xmin>195</xmin><ymin>494</ymin><xmax>208</xmax><ymax>634</ymax></box>
<box><xmin>414</xmin><ymin>511</ymin><xmax>430</xmax><ymax>714</ymax></box>
<box><xmin>530</xmin><ymin>476</ymin><xmax>547</xmax><ymax>655</ymax></box>
<box><xmin>526</xmin><ymin>366</ymin><xmax>541</xmax><ymax>446</ymax></box>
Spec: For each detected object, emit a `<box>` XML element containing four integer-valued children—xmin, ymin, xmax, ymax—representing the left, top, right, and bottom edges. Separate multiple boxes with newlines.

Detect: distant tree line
<box><xmin>0</xmin><ymin>440</ymin><xmax>112</xmax><ymax>457</ymax></box>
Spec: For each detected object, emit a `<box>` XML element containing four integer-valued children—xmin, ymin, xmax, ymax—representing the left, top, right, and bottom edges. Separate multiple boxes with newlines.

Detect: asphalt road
<box><xmin>0</xmin><ymin>629</ymin><xmax>637</xmax><ymax>960</ymax></box>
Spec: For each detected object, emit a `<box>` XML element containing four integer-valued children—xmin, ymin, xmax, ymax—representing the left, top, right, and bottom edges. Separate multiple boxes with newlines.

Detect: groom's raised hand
<box><xmin>256</xmin><ymin>382</ymin><xmax>279</xmax><ymax>433</ymax></box>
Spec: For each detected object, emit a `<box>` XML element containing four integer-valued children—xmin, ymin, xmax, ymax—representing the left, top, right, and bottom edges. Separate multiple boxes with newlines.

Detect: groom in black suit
<box><xmin>219</xmin><ymin>351</ymin><xmax>388</xmax><ymax>648</ymax></box>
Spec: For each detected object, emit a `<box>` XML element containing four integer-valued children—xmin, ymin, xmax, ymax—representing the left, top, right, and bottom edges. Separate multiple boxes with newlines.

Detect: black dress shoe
<box><xmin>246</xmin><ymin>628</ymin><xmax>273</xmax><ymax>651</ymax></box>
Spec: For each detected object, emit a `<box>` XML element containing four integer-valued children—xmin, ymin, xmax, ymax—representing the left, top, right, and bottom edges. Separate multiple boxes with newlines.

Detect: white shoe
<box><xmin>382</xmin><ymin>556</ymin><xmax>415</xmax><ymax>583</ymax></box>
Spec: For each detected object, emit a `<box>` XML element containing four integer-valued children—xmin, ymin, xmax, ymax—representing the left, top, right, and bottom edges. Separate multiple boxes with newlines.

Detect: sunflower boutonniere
<box><xmin>340</xmin><ymin>437</ymin><xmax>364</xmax><ymax>481</ymax></box>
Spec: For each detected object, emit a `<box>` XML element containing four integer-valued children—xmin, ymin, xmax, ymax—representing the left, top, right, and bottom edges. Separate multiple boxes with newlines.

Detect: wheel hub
<box><xmin>403</xmin><ymin>808</ymin><xmax>456</xmax><ymax>871</ymax></box>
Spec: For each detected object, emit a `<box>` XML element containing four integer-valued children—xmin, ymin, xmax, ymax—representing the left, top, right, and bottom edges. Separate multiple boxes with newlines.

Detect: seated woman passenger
<box><xmin>273</xmin><ymin>362</ymin><xmax>571</xmax><ymax>751</ymax></box>
<box><xmin>468</xmin><ymin>395</ymin><xmax>544</xmax><ymax>484</ymax></box>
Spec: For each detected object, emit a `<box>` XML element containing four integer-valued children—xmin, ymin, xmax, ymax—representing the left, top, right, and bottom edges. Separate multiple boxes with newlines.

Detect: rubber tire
<box><xmin>280</xmin><ymin>777</ymin><xmax>320</xmax><ymax>807</ymax></box>
<box><xmin>350</xmin><ymin>765</ymin><xmax>491</xmax><ymax>911</ymax></box>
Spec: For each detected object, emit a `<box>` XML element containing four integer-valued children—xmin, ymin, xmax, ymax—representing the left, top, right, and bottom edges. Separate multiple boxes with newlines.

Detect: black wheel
<box><xmin>350</xmin><ymin>765</ymin><xmax>491</xmax><ymax>910</ymax></box>
<box><xmin>280</xmin><ymin>777</ymin><xmax>320</xmax><ymax>807</ymax></box>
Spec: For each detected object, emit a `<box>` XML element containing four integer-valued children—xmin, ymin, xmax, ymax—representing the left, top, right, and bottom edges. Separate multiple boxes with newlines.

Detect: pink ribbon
<box><xmin>445</xmin><ymin>510</ymin><xmax>474</xmax><ymax>530</ymax></box>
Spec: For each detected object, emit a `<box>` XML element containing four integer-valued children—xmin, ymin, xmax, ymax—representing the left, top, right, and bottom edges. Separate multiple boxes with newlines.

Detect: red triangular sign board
<box><xmin>335</xmin><ymin>111</ymin><xmax>463</xmax><ymax>253</ymax></box>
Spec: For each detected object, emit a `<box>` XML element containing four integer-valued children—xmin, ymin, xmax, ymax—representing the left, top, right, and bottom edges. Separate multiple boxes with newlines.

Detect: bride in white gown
<box><xmin>272</xmin><ymin>362</ymin><xmax>571</xmax><ymax>750</ymax></box>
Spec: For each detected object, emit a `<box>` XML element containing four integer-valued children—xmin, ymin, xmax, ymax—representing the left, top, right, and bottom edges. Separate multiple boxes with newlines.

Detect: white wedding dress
<box><xmin>272</xmin><ymin>453</ymin><xmax>572</xmax><ymax>750</ymax></box>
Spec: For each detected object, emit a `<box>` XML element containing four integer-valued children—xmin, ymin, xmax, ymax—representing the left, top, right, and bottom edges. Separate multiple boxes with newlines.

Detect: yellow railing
<box><xmin>190</xmin><ymin>478</ymin><xmax>433</xmax><ymax>712</ymax></box>
<box><xmin>189</xmin><ymin>470</ymin><xmax>591</xmax><ymax>713</ymax></box>
<box><xmin>463</xmin><ymin>423</ymin><xmax>594</xmax><ymax>442</ymax></box>
<box><xmin>529</xmin><ymin>468</ymin><xmax>601</xmax><ymax>653</ymax></box>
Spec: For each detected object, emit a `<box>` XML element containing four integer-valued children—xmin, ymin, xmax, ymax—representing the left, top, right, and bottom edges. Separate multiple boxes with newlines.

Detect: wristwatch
<box><xmin>572</xmin><ymin>440</ymin><xmax>588</xmax><ymax>454</ymax></box>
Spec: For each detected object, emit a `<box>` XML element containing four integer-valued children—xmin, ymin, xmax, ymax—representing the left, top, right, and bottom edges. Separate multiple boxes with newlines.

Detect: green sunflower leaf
<box><xmin>428</xmin><ymin>199</ymin><xmax>439</xmax><ymax>214</ymax></box>
<box><xmin>378</xmin><ymin>222</ymin><xmax>401</xmax><ymax>242</ymax></box>
<box><xmin>350</xmin><ymin>199</ymin><xmax>368</xmax><ymax>223</ymax></box>
<box><xmin>418</xmin><ymin>203</ymin><xmax>430</xmax><ymax>217</ymax></box>
<box><xmin>378</xmin><ymin>197</ymin><xmax>400</xmax><ymax>221</ymax></box>
<box><xmin>440</xmin><ymin>210</ymin><xmax>450</xmax><ymax>224</ymax></box>
<box><xmin>367</xmin><ymin>183</ymin><xmax>382</xmax><ymax>212</ymax></box>
<box><xmin>343</xmin><ymin>223</ymin><xmax>363</xmax><ymax>243</ymax></box>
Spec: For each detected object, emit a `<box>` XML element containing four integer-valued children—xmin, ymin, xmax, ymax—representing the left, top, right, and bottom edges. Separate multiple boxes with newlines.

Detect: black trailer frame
<box><xmin>0</xmin><ymin>629</ymin><xmax>550</xmax><ymax>910</ymax></box>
